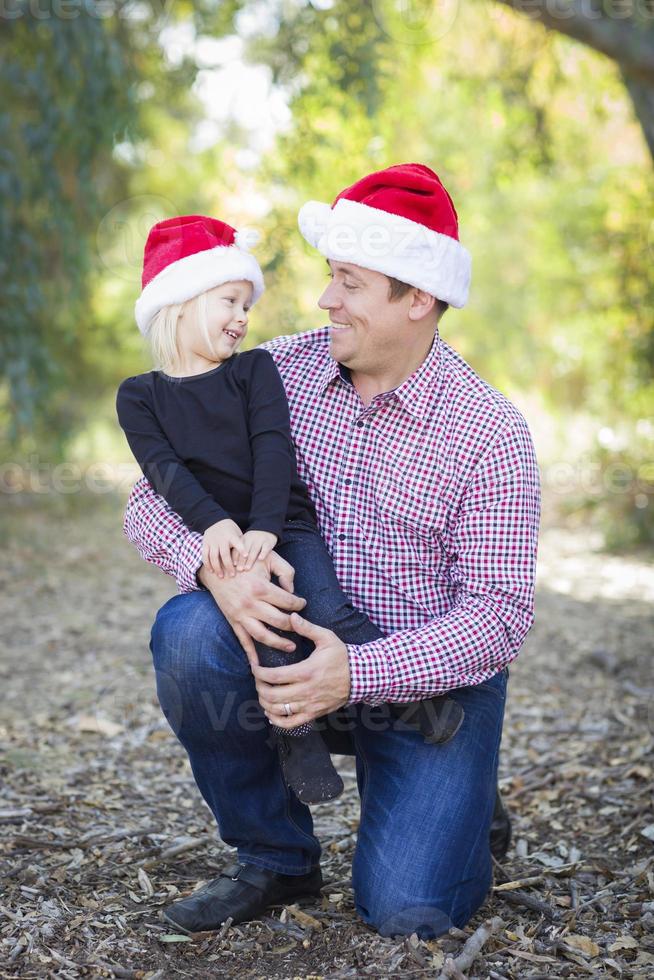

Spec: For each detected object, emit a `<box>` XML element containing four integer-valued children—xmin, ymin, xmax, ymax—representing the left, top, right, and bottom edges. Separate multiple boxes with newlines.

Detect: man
<box><xmin>124</xmin><ymin>163</ymin><xmax>540</xmax><ymax>938</ymax></box>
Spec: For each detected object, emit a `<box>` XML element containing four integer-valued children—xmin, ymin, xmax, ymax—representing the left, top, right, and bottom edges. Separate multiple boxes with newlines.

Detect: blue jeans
<box><xmin>253</xmin><ymin>519</ymin><xmax>383</xmax><ymax>672</ymax></box>
<box><xmin>149</xmin><ymin>524</ymin><xmax>508</xmax><ymax>937</ymax></box>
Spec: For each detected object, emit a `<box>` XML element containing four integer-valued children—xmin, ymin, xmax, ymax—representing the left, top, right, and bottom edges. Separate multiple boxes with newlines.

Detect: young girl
<box><xmin>117</xmin><ymin>214</ymin><xmax>463</xmax><ymax>805</ymax></box>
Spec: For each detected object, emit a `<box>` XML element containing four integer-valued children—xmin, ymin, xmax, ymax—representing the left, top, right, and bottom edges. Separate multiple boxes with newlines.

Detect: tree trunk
<box><xmin>494</xmin><ymin>0</ymin><xmax>654</xmax><ymax>164</ymax></box>
<box><xmin>622</xmin><ymin>71</ymin><xmax>654</xmax><ymax>161</ymax></box>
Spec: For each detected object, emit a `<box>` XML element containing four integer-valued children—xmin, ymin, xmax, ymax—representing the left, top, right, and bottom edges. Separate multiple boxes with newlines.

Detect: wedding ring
<box><xmin>283</xmin><ymin>702</ymin><xmax>293</xmax><ymax>717</ymax></box>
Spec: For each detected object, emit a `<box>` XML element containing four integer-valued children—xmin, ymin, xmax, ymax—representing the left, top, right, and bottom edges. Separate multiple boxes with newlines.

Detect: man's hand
<box><xmin>198</xmin><ymin>552</ymin><xmax>306</xmax><ymax>664</ymax></box>
<box><xmin>253</xmin><ymin>613</ymin><xmax>351</xmax><ymax>728</ymax></box>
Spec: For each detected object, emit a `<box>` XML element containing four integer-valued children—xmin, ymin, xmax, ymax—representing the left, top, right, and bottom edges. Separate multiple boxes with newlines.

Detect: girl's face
<box><xmin>178</xmin><ymin>280</ymin><xmax>253</xmax><ymax>367</ymax></box>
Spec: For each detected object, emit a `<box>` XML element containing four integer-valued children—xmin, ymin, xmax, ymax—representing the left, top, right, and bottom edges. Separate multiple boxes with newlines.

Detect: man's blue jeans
<box><xmin>150</xmin><ymin>562</ymin><xmax>507</xmax><ymax>938</ymax></box>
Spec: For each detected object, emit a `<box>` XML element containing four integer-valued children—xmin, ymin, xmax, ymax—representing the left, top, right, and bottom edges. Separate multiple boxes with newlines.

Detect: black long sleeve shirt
<box><xmin>116</xmin><ymin>348</ymin><xmax>317</xmax><ymax>541</ymax></box>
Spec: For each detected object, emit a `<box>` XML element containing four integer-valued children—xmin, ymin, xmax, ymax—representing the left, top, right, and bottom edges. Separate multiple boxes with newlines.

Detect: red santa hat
<box><xmin>298</xmin><ymin>163</ymin><xmax>471</xmax><ymax>308</ymax></box>
<box><xmin>135</xmin><ymin>214</ymin><xmax>265</xmax><ymax>335</ymax></box>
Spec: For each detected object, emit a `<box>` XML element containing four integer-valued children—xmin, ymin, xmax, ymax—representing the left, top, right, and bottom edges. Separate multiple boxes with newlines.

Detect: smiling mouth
<box><xmin>330</xmin><ymin>322</ymin><xmax>351</xmax><ymax>330</ymax></box>
<box><xmin>223</xmin><ymin>329</ymin><xmax>240</xmax><ymax>340</ymax></box>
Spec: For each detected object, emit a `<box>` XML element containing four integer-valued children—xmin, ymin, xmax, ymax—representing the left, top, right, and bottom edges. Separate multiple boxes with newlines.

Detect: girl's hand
<box><xmin>203</xmin><ymin>519</ymin><xmax>248</xmax><ymax>578</ymax></box>
<box><xmin>238</xmin><ymin>530</ymin><xmax>278</xmax><ymax>572</ymax></box>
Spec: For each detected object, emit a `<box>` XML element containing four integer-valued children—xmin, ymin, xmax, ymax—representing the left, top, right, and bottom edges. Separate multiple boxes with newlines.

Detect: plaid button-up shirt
<box><xmin>124</xmin><ymin>326</ymin><xmax>540</xmax><ymax>703</ymax></box>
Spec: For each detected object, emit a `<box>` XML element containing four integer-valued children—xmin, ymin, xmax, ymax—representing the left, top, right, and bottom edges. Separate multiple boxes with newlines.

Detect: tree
<box><xmin>0</xmin><ymin>1</ymin><xmax>239</xmax><ymax>452</ymax></box>
<box><xmin>494</xmin><ymin>0</ymin><xmax>654</xmax><ymax>160</ymax></box>
<box><xmin>0</xmin><ymin>11</ymin><xmax>135</xmax><ymax>449</ymax></box>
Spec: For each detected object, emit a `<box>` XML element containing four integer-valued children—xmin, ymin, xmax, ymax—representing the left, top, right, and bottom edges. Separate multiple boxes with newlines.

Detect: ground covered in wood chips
<box><xmin>1</xmin><ymin>493</ymin><xmax>653</xmax><ymax>979</ymax></box>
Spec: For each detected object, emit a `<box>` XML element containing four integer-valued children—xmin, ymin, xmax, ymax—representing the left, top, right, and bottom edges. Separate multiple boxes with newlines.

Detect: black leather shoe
<box><xmin>490</xmin><ymin>787</ymin><xmax>512</xmax><ymax>860</ymax></box>
<box><xmin>162</xmin><ymin>861</ymin><xmax>323</xmax><ymax>934</ymax></box>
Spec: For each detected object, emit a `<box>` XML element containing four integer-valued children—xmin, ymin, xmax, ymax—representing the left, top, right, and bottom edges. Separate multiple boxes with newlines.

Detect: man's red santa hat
<box><xmin>298</xmin><ymin>163</ymin><xmax>471</xmax><ymax>308</ymax></box>
<box><xmin>135</xmin><ymin>215</ymin><xmax>265</xmax><ymax>335</ymax></box>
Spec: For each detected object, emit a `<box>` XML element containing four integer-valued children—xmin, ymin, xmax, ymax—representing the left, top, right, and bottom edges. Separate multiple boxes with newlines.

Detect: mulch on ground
<box><xmin>1</xmin><ymin>495</ymin><xmax>653</xmax><ymax>978</ymax></box>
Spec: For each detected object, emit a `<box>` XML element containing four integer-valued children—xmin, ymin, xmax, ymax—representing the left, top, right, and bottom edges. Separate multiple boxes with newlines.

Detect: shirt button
<box><xmin>344</xmin><ymin>479</ymin><xmax>352</xmax><ymax>486</ymax></box>
<box><xmin>356</xmin><ymin>420</ymin><xmax>364</xmax><ymax>428</ymax></box>
<box><xmin>338</xmin><ymin>533</ymin><xmax>346</xmax><ymax>541</ymax></box>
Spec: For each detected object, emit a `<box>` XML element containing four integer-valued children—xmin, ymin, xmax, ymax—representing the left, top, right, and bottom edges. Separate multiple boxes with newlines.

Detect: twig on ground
<box><xmin>139</xmin><ymin>835</ymin><xmax>212</xmax><ymax>868</ymax></box>
<box><xmin>498</xmin><ymin>889</ymin><xmax>558</xmax><ymax>920</ymax></box>
<box><xmin>493</xmin><ymin>862</ymin><xmax>581</xmax><ymax>891</ymax></box>
<box><xmin>436</xmin><ymin>915</ymin><xmax>505</xmax><ymax>980</ymax></box>
<box><xmin>82</xmin><ymin>960</ymin><xmax>141</xmax><ymax>979</ymax></box>
<box><xmin>10</xmin><ymin>827</ymin><xmax>159</xmax><ymax>851</ymax></box>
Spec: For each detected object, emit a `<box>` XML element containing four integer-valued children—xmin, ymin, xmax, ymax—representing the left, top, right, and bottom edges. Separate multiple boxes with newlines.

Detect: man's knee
<box><xmin>353</xmin><ymin>876</ymin><xmax>450</xmax><ymax>939</ymax></box>
<box><xmin>149</xmin><ymin>591</ymin><xmax>254</xmax><ymax>739</ymax></box>
<box><xmin>150</xmin><ymin>591</ymin><xmax>219</xmax><ymax>672</ymax></box>
<box><xmin>352</xmin><ymin>860</ymin><xmax>490</xmax><ymax>939</ymax></box>
<box><xmin>150</xmin><ymin>590</ymin><xmax>252</xmax><ymax>685</ymax></box>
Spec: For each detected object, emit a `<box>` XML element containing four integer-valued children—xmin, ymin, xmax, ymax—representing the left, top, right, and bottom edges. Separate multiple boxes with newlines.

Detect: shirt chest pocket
<box><xmin>371</xmin><ymin>477</ymin><xmax>453</xmax><ymax>567</ymax></box>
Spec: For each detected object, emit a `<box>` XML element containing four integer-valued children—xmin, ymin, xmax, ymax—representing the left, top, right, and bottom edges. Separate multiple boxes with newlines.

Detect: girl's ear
<box><xmin>407</xmin><ymin>289</ymin><xmax>436</xmax><ymax>322</ymax></box>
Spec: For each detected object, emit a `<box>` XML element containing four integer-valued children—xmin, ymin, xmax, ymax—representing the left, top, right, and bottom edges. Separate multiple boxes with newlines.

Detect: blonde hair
<box><xmin>147</xmin><ymin>290</ymin><xmax>213</xmax><ymax>374</ymax></box>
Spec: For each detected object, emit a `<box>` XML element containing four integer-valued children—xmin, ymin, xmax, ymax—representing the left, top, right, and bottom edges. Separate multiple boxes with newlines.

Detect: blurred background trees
<box><xmin>1</xmin><ymin>0</ymin><xmax>652</xmax><ymax>547</ymax></box>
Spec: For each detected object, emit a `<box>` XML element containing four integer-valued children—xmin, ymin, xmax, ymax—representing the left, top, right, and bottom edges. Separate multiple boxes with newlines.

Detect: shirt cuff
<box><xmin>247</xmin><ymin>517</ymin><xmax>283</xmax><ymax>541</ymax></box>
<box><xmin>177</xmin><ymin>531</ymin><xmax>204</xmax><ymax>594</ymax></box>
<box><xmin>345</xmin><ymin>642</ymin><xmax>393</xmax><ymax>705</ymax></box>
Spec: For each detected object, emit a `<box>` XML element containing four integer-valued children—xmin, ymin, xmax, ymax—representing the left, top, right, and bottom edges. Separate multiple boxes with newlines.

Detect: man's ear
<box><xmin>407</xmin><ymin>289</ymin><xmax>437</xmax><ymax>322</ymax></box>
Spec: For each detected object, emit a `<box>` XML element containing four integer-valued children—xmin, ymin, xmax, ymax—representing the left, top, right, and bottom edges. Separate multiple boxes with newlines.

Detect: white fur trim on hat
<box><xmin>298</xmin><ymin>197</ymin><xmax>471</xmax><ymax>307</ymax></box>
<box><xmin>135</xmin><ymin>244</ymin><xmax>265</xmax><ymax>335</ymax></box>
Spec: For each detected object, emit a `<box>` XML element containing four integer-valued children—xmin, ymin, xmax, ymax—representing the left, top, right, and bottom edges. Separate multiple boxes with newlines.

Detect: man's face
<box><xmin>318</xmin><ymin>261</ymin><xmax>412</xmax><ymax>374</ymax></box>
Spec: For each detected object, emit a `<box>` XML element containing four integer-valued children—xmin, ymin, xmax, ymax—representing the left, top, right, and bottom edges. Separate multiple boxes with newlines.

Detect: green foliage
<box><xmin>2</xmin><ymin>0</ymin><xmax>652</xmax><ymax>545</ymax></box>
<box><xmin>0</xmin><ymin>7</ymin><xmax>138</xmax><ymax>451</ymax></box>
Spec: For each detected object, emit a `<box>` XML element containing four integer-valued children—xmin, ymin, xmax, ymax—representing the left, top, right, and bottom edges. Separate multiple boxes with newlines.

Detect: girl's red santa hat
<box><xmin>135</xmin><ymin>215</ymin><xmax>265</xmax><ymax>335</ymax></box>
<box><xmin>298</xmin><ymin>163</ymin><xmax>471</xmax><ymax>308</ymax></box>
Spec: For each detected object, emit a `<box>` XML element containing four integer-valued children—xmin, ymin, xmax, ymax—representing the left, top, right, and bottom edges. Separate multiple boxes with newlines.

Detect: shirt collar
<box><xmin>318</xmin><ymin>329</ymin><xmax>444</xmax><ymax>422</ymax></box>
<box><xmin>318</xmin><ymin>354</ymin><xmax>348</xmax><ymax>392</ymax></box>
<box><xmin>391</xmin><ymin>330</ymin><xmax>444</xmax><ymax>422</ymax></box>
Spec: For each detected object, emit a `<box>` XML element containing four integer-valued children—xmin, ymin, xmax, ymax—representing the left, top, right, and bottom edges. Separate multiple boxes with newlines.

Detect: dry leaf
<box><xmin>287</xmin><ymin>906</ymin><xmax>322</xmax><ymax>930</ymax></box>
<box><xmin>564</xmin><ymin>934</ymin><xmax>601</xmax><ymax>957</ymax></box>
<box><xmin>75</xmin><ymin>715</ymin><xmax>124</xmax><ymax>737</ymax></box>
<box><xmin>608</xmin><ymin>935</ymin><xmax>638</xmax><ymax>952</ymax></box>
<box><xmin>508</xmin><ymin>949</ymin><xmax>559</xmax><ymax>964</ymax></box>
<box><xmin>430</xmin><ymin>948</ymin><xmax>445</xmax><ymax>969</ymax></box>
<box><xmin>137</xmin><ymin>867</ymin><xmax>154</xmax><ymax>897</ymax></box>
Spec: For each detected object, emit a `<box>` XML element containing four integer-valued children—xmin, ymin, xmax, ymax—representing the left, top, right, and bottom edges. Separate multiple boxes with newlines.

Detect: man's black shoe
<box><xmin>490</xmin><ymin>788</ymin><xmax>512</xmax><ymax>860</ymax></box>
<box><xmin>162</xmin><ymin>861</ymin><xmax>323</xmax><ymax>934</ymax></box>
